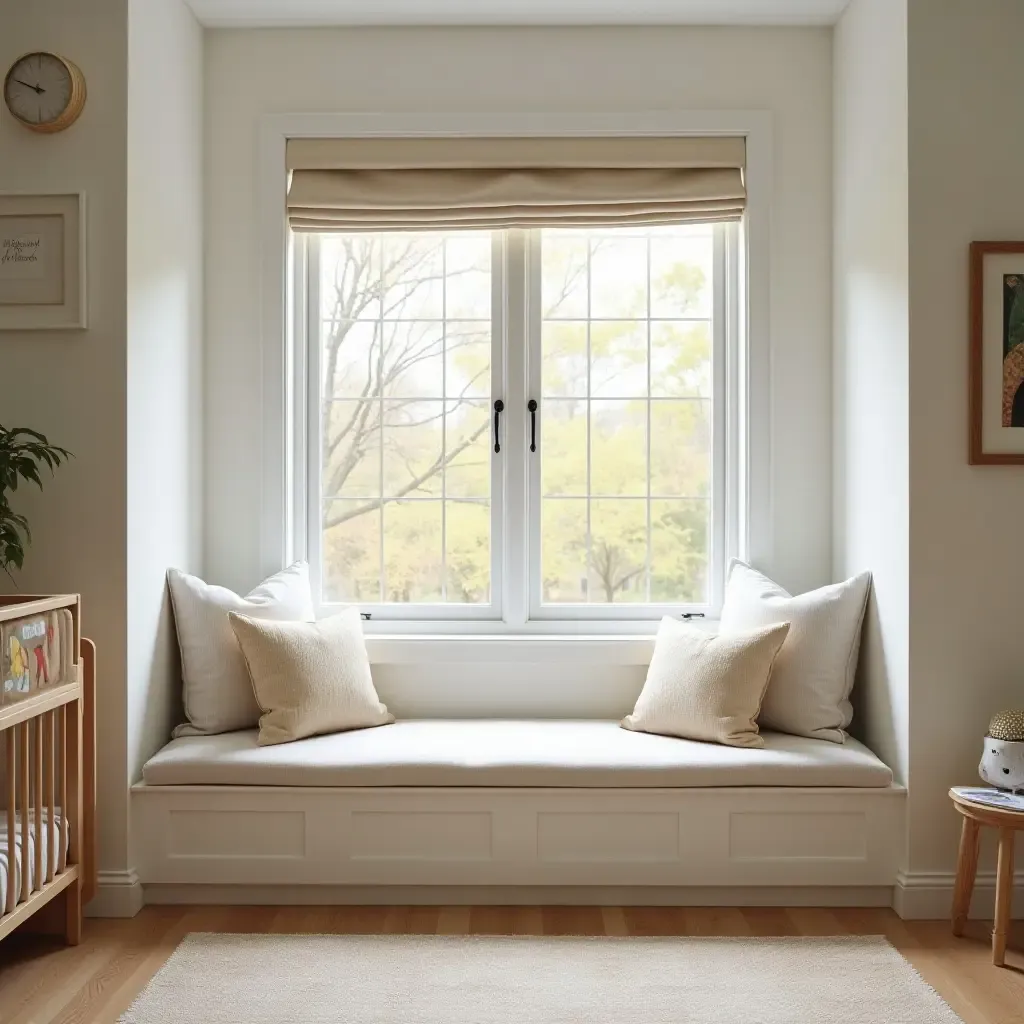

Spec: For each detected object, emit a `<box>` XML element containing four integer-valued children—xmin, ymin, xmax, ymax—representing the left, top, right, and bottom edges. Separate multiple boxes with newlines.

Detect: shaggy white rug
<box><xmin>120</xmin><ymin>933</ymin><xmax>962</xmax><ymax>1023</ymax></box>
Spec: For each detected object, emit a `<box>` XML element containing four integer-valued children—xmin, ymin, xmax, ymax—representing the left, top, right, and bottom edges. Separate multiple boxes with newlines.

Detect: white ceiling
<box><xmin>186</xmin><ymin>0</ymin><xmax>851</xmax><ymax>29</ymax></box>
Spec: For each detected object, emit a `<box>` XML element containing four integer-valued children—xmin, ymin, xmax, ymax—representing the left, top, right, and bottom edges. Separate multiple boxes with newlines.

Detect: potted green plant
<box><xmin>0</xmin><ymin>425</ymin><xmax>72</xmax><ymax>582</ymax></box>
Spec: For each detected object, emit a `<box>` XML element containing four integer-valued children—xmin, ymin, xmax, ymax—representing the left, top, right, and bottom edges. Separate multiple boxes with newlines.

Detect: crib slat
<box><xmin>66</xmin><ymin>697</ymin><xmax>81</xmax><ymax>872</ymax></box>
<box><xmin>19</xmin><ymin>721</ymin><xmax>29</xmax><ymax>902</ymax></box>
<box><xmin>58</xmin><ymin>705</ymin><xmax>68</xmax><ymax>873</ymax></box>
<box><xmin>4</xmin><ymin>730</ymin><xmax>15</xmax><ymax>914</ymax></box>
<box><xmin>33</xmin><ymin>715</ymin><xmax>43</xmax><ymax>895</ymax></box>
<box><xmin>45</xmin><ymin>711</ymin><xmax>55</xmax><ymax>883</ymax></box>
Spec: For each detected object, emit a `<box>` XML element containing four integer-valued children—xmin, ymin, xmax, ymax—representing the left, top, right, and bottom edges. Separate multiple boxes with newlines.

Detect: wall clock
<box><xmin>3</xmin><ymin>52</ymin><xmax>86</xmax><ymax>133</ymax></box>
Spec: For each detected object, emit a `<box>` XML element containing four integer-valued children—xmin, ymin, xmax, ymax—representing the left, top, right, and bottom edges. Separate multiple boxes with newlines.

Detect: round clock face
<box><xmin>4</xmin><ymin>53</ymin><xmax>75</xmax><ymax>129</ymax></box>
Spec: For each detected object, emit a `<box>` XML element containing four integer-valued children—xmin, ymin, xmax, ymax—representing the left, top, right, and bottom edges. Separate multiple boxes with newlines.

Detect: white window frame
<box><xmin>299</xmin><ymin>232</ymin><xmax>507</xmax><ymax>622</ymax></box>
<box><xmin>522</xmin><ymin>225</ymin><xmax>737</xmax><ymax>623</ymax></box>
<box><xmin>259</xmin><ymin>112</ymin><xmax>774</xmax><ymax>636</ymax></box>
<box><xmin>295</xmin><ymin>223</ymin><xmax>736</xmax><ymax>630</ymax></box>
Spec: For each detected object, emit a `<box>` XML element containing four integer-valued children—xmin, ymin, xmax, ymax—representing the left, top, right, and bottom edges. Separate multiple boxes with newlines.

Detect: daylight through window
<box><xmin>300</xmin><ymin>222</ymin><xmax>734</xmax><ymax>624</ymax></box>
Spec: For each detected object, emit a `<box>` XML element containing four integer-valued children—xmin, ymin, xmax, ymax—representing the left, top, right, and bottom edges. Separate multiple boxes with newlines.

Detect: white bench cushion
<box><xmin>141</xmin><ymin>719</ymin><xmax>893</xmax><ymax>789</ymax></box>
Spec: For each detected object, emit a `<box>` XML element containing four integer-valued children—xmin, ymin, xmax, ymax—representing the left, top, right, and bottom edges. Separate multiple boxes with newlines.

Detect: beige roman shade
<box><xmin>286</xmin><ymin>136</ymin><xmax>745</xmax><ymax>232</ymax></box>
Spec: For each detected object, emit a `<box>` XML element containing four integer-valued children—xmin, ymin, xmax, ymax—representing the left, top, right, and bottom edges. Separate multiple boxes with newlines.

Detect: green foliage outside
<box><xmin>318</xmin><ymin>229</ymin><xmax>713</xmax><ymax>607</ymax></box>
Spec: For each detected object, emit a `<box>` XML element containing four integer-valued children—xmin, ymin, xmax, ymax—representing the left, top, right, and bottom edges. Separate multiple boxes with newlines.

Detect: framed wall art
<box><xmin>0</xmin><ymin>192</ymin><xmax>86</xmax><ymax>330</ymax></box>
<box><xmin>969</xmin><ymin>240</ymin><xmax>1024</xmax><ymax>464</ymax></box>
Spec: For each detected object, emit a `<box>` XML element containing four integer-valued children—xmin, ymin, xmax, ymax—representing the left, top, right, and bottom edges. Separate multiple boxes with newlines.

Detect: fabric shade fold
<box><xmin>286</xmin><ymin>135</ymin><xmax>745</xmax><ymax>232</ymax></box>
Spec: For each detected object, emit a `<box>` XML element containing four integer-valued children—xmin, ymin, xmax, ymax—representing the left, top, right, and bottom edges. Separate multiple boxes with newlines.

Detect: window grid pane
<box><xmin>538</xmin><ymin>226</ymin><xmax>714</xmax><ymax>606</ymax></box>
<box><xmin>318</xmin><ymin>232</ymin><xmax>492</xmax><ymax>606</ymax></box>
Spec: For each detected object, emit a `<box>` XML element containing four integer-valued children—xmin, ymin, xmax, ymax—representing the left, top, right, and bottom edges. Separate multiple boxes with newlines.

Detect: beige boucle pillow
<box><xmin>622</xmin><ymin>617</ymin><xmax>790</xmax><ymax>748</ymax></box>
<box><xmin>228</xmin><ymin>607</ymin><xmax>394</xmax><ymax>746</ymax></box>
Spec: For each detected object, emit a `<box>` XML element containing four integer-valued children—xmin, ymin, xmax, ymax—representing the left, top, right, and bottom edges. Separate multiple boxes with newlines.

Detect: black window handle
<box><xmin>528</xmin><ymin>400</ymin><xmax>538</xmax><ymax>453</ymax></box>
<box><xmin>493</xmin><ymin>400</ymin><xmax>504</xmax><ymax>453</ymax></box>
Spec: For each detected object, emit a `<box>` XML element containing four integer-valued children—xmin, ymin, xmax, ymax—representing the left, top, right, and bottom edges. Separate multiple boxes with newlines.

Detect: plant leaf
<box><xmin>0</xmin><ymin>423</ymin><xmax>71</xmax><ymax>576</ymax></box>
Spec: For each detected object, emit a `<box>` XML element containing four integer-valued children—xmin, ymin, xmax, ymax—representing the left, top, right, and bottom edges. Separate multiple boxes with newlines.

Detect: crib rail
<box><xmin>2</xmin><ymin>702</ymin><xmax>73</xmax><ymax>906</ymax></box>
<box><xmin>0</xmin><ymin>597</ymin><xmax>94</xmax><ymax>945</ymax></box>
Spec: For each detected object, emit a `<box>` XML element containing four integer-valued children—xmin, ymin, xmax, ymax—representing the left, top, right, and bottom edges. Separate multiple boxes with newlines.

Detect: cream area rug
<box><xmin>120</xmin><ymin>933</ymin><xmax>963</xmax><ymax>1023</ymax></box>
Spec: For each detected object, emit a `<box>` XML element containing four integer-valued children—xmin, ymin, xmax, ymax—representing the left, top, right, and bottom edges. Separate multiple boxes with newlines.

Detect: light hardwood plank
<box><xmin>402</xmin><ymin>905</ymin><xmax>442</xmax><ymax>935</ymax></box>
<box><xmin>510</xmin><ymin>907</ymin><xmax>545</xmax><ymax>935</ymax></box>
<box><xmin>622</xmin><ymin>905</ymin><xmax>689</xmax><ymax>936</ymax></box>
<box><xmin>739</xmin><ymin>907</ymin><xmax>800</xmax><ymax>936</ymax></box>
<box><xmin>600</xmin><ymin>906</ymin><xmax>629</xmax><ymax>936</ymax></box>
<box><xmin>542</xmin><ymin>905</ymin><xmax>604</xmax><ymax>936</ymax></box>
<box><xmin>469</xmin><ymin>906</ymin><xmax>516</xmax><ymax>935</ymax></box>
<box><xmin>680</xmin><ymin>906</ymin><xmax>752</xmax><ymax>936</ymax></box>
<box><xmin>435</xmin><ymin>906</ymin><xmax>472</xmax><ymax>934</ymax></box>
<box><xmin>782</xmin><ymin>907</ymin><xmax>844</xmax><ymax>937</ymax></box>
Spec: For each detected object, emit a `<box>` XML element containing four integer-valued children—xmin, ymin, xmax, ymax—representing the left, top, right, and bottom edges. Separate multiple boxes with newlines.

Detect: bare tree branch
<box><xmin>542</xmin><ymin>238</ymin><xmax>608</xmax><ymax>318</ymax></box>
<box><xmin>324</xmin><ymin>418</ymin><xmax>490</xmax><ymax>529</ymax></box>
<box><xmin>316</xmin><ymin>233</ymin><xmax>495</xmax><ymax>519</ymax></box>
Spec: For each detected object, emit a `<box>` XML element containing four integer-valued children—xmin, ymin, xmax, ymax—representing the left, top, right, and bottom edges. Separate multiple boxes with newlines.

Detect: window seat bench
<box><xmin>131</xmin><ymin>720</ymin><xmax>905</xmax><ymax>909</ymax></box>
<box><xmin>141</xmin><ymin>719</ymin><xmax>894</xmax><ymax>789</ymax></box>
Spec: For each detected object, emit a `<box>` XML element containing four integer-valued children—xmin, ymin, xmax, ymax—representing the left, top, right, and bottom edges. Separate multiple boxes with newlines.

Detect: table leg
<box><xmin>952</xmin><ymin>815</ymin><xmax>980</xmax><ymax>937</ymax></box>
<box><xmin>993</xmin><ymin>828</ymin><xmax>1015</xmax><ymax>967</ymax></box>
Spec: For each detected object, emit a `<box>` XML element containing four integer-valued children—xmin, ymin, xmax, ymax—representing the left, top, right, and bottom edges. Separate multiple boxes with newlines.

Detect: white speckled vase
<box><xmin>979</xmin><ymin>737</ymin><xmax>1024</xmax><ymax>792</ymax></box>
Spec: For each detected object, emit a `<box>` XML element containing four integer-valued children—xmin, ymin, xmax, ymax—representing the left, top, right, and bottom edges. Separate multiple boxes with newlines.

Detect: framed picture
<box><xmin>969</xmin><ymin>240</ymin><xmax>1024</xmax><ymax>464</ymax></box>
<box><xmin>0</xmin><ymin>192</ymin><xmax>86</xmax><ymax>330</ymax></box>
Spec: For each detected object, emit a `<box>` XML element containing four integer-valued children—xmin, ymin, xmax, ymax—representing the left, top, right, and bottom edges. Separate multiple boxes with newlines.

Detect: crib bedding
<box><xmin>0</xmin><ymin>810</ymin><xmax>68</xmax><ymax>913</ymax></box>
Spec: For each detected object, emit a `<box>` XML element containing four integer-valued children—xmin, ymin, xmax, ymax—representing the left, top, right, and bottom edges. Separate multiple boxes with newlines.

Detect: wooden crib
<box><xmin>0</xmin><ymin>595</ymin><xmax>95</xmax><ymax>945</ymax></box>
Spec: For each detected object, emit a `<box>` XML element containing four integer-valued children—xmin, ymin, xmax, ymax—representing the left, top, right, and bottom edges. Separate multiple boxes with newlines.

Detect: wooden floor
<box><xmin>0</xmin><ymin>906</ymin><xmax>1022</xmax><ymax>1023</ymax></box>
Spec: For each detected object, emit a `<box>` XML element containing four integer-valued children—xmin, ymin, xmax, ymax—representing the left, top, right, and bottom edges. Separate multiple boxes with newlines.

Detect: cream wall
<box><xmin>906</xmin><ymin>0</ymin><xmax>1024</xmax><ymax>879</ymax></box>
<box><xmin>0</xmin><ymin>0</ymin><xmax>130</xmax><ymax>879</ymax></box>
<box><xmin>0</xmin><ymin>0</ymin><xmax>202</xmax><ymax>910</ymax></box>
<box><xmin>204</xmin><ymin>26</ymin><xmax>835</xmax><ymax>599</ymax></box>
<box><xmin>832</xmin><ymin>0</ymin><xmax>909</xmax><ymax>794</ymax></box>
<box><xmin>126</xmin><ymin>0</ymin><xmax>204</xmax><ymax>808</ymax></box>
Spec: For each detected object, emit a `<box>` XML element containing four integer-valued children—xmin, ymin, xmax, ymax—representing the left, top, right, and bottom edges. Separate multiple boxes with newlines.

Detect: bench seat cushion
<box><xmin>141</xmin><ymin>719</ymin><xmax>893</xmax><ymax>789</ymax></box>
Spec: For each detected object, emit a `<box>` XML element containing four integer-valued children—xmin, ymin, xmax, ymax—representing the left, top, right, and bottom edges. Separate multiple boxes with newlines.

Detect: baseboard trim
<box><xmin>87</xmin><ymin>869</ymin><xmax>144</xmax><ymax>919</ymax></box>
<box><xmin>894</xmin><ymin>870</ymin><xmax>1024</xmax><ymax>920</ymax></box>
<box><xmin>142</xmin><ymin>883</ymin><xmax>895</xmax><ymax>908</ymax></box>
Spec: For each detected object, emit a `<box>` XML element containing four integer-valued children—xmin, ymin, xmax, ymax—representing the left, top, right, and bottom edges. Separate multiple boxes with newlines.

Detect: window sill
<box><xmin>363</xmin><ymin>627</ymin><xmax>715</xmax><ymax>666</ymax></box>
<box><xmin>365</xmin><ymin>634</ymin><xmax>653</xmax><ymax>666</ymax></box>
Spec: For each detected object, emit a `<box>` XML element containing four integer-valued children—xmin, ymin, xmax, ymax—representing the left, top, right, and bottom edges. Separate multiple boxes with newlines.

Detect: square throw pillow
<box><xmin>229</xmin><ymin>607</ymin><xmax>394</xmax><ymax>746</ymax></box>
<box><xmin>718</xmin><ymin>560</ymin><xmax>872</xmax><ymax>743</ymax></box>
<box><xmin>622</xmin><ymin>617</ymin><xmax>790</xmax><ymax>748</ymax></box>
<box><xmin>168</xmin><ymin>562</ymin><xmax>315</xmax><ymax>737</ymax></box>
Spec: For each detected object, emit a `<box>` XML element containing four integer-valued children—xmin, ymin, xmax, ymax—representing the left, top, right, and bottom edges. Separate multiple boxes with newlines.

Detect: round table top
<box><xmin>950</xmin><ymin>788</ymin><xmax>1024</xmax><ymax>827</ymax></box>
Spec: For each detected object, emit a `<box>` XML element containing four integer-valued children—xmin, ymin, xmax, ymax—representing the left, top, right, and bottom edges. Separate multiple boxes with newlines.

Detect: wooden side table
<box><xmin>950</xmin><ymin>789</ymin><xmax>1023</xmax><ymax>966</ymax></box>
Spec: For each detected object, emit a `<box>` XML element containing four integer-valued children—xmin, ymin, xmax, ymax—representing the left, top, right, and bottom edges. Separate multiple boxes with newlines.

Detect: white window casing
<box><xmin>258</xmin><ymin>112</ymin><xmax>774</xmax><ymax>637</ymax></box>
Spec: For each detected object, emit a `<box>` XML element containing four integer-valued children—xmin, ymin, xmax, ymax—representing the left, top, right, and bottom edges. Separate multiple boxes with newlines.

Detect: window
<box><xmin>297</xmin><ymin>222</ymin><xmax>737</xmax><ymax>628</ymax></box>
<box><xmin>305</xmin><ymin>233</ymin><xmax>498</xmax><ymax>612</ymax></box>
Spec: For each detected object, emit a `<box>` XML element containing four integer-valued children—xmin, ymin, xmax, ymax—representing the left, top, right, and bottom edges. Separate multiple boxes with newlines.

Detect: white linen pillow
<box><xmin>622</xmin><ymin>617</ymin><xmax>790</xmax><ymax>749</ymax></box>
<box><xmin>168</xmin><ymin>562</ymin><xmax>315</xmax><ymax>737</ymax></box>
<box><xmin>718</xmin><ymin>560</ymin><xmax>871</xmax><ymax>743</ymax></box>
<box><xmin>229</xmin><ymin>607</ymin><xmax>394</xmax><ymax>746</ymax></box>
